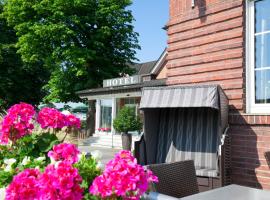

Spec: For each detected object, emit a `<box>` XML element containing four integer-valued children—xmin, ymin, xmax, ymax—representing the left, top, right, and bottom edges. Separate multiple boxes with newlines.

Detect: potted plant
<box><xmin>113</xmin><ymin>106</ymin><xmax>142</xmax><ymax>150</ymax></box>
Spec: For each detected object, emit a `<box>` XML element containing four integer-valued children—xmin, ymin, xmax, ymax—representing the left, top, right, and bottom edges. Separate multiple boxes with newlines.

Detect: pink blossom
<box><xmin>38</xmin><ymin>162</ymin><xmax>83</xmax><ymax>200</ymax></box>
<box><xmin>37</xmin><ymin>108</ymin><xmax>81</xmax><ymax>130</ymax></box>
<box><xmin>6</xmin><ymin>164</ymin><xmax>83</xmax><ymax>200</ymax></box>
<box><xmin>5</xmin><ymin>169</ymin><xmax>41</xmax><ymax>200</ymax></box>
<box><xmin>89</xmin><ymin>150</ymin><xmax>158</xmax><ymax>200</ymax></box>
<box><xmin>0</xmin><ymin>103</ymin><xmax>35</xmax><ymax>143</ymax></box>
<box><xmin>37</xmin><ymin>108</ymin><xmax>66</xmax><ymax>129</ymax></box>
<box><xmin>65</xmin><ymin>114</ymin><xmax>81</xmax><ymax>129</ymax></box>
<box><xmin>48</xmin><ymin>143</ymin><xmax>80</xmax><ymax>164</ymax></box>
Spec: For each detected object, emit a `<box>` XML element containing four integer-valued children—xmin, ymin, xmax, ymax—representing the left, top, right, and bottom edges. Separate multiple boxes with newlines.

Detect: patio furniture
<box><xmin>148</xmin><ymin>160</ymin><xmax>199</xmax><ymax>198</ymax></box>
<box><xmin>135</xmin><ymin>84</ymin><xmax>231</xmax><ymax>191</ymax></box>
<box><xmin>144</xmin><ymin>184</ymin><xmax>270</xmax><ymax>200</ymax></box>
<box><xmin>264</xmin><ymin>151</ymin><xmax>270</xmax><ymax>168</ymax></box>
<box><xmin>180</xmin><ymin>184</ymin><xmax>270</xmax><ymax>200</ymax></box>
<box><xmin>142</xmin><ymin>192</ymin><xmax>178</xmax><ymax>200</ymax></box>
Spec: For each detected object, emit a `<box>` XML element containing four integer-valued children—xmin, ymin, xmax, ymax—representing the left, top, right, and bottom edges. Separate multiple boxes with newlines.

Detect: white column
<box><xmin>95</xmin><ymin>99</ymin><xmax>101</xmax><ymax>134</ymax></box>
<box><xmin>111</xmin><ymin>97</ymin><xmax>117</xmax><ymax>134</ymax></box>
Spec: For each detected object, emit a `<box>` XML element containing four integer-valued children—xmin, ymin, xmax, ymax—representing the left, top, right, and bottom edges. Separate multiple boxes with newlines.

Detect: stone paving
<box><xmin>78</xmin><ymin>145</ymin><xmax>121</xmax><ymax>166</ymax></box>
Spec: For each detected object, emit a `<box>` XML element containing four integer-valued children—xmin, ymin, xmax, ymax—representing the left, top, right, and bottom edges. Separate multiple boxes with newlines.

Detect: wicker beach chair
<box><xmin>265</xmin><ymin>151</ymin><xmax>270</xmax><ymax>168</ymax></box>
<box><xmin>148</xmin><ymin>160</ymin><xmax>199</xmax><ymax>198</ymax></box>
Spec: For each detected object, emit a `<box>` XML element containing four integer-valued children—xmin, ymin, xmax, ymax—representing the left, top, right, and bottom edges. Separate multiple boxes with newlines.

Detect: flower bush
<box><xmin>5</xmin><ymin>169</ymin><xmax>41</xmax><ymax>200</ymax></box>
<box><xmin>37</xmin><ymin>107</ymin><xmax>67</xmax><ymax>129</ymax></box>
<box><xmin>38</xmin><ymin>162</ymin><xmax>83</xmax><ymax>200</ymax></box>
<box><xmin>90</xmin><ymin>150</ymin><xmax>158</xmax><ymax>200</ymax></box>
<box><xmin>48</xmin><ymin>143</ymin><xmax>80</xmax><ymax>164</ymax></box>
<box><xmin>1</xmin><ymin>103</ymin><xmax>158</xmax><ymax>200</ymax></box>
<box><xmin>0</xmin><ymin>103</ymin><xmax>35</xmax><ymax>143</ymax></box>
<box><xmin>5</xmin><ymin>163</ymin><xmax>84</xmax><ymax>200</ymax></box>
<box><xmin>97</xmin><ymin>127</ymin><xmax>111</xmax><ymax>132</ymax></box>
<box><xmin>0</xmin><ymin>103</ymin><xmax>82</xmax><ymax>188</ymax></box>
<box><xmin>65</xmin><ymin>114</ymin><xmax>81</xmax><ymax>129</ymax></box>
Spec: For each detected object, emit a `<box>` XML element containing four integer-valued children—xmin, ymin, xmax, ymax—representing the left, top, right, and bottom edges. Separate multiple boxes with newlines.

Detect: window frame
<box><xmin>246</xmin><ymin>0</ymin><xmax>270</xmax><ymax>113</ymax></box>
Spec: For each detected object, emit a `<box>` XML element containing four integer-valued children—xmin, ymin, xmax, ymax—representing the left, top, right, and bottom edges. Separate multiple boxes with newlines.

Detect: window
<box><xmin>247</xmin><ymin>0</ymin><xmax>270</xmax><ymax>113</ymax></box>
<box><xmin>100</xmin><ymin>99</ymin><xmax>112</xmax><ymax>129</ymax></box>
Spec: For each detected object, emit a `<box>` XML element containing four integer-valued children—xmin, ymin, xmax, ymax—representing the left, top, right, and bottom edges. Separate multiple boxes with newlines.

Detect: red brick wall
<box><xmin>230</xmin><ymin>125</ymin><xmax>270</xmax><ymax>190</ymax></box>
<box><xmin>167</xmin><ymin>0</ymin><xmax>244</xmax><ymax>112</ymax></box>
<box><xmin>167</xmin><ymin>0</ymin><xmax>270</xmax><ymax>190</ymax></box>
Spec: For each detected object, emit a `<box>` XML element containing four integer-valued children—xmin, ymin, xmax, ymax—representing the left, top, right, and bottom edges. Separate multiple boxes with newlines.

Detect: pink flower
<box><xmin>48</xmin><ymin>143</ymin><xmax>80</xmax><ymax>164</ymax></box>
<box><xmin>38</xmin><ymin>162</ymin><xmax>83</xmax><ymax>200</ymax></box>
<box><xmin>65</xmin><ymin>114</ymin><xmax>81</xmax><ymax>129</ymax></box>
<box><xmin>89</xmin><ymin>150</ymin><xmax>158</xmax><ymax>200</ymax></box>
<box><xmin>37</xmin><ymin>108</ymin><xmax>66</xmax><ymax>129</ymax></box>
<box><xmin>37</xmin><ymin>108</ymin><xmax>81</xmax><ymax>130</ymax></box>
<box><xmin>5</xmin><ymin>169</ymin><xmax>41</xmax><ymax>200</ymax></box>
<box><xmin>6</xmin><ymin>164</ymin><xmax>83</xmax><ymax>200</ymax></box>
<box><xmin>0</xmin><ymin>102</ymin><xmax>35</xmax><ymax>143</ymax></box>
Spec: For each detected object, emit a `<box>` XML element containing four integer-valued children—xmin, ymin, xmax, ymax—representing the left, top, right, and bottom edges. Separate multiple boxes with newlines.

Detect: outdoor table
<box><xmin>180</xmin><ymin>184</ymin><xmax>270</xmax><ymax>200</ymax></box>
<box><xmin>144</xmin><ymin>184</ymin><xmax>270</xmax><ymax>200</ymax></box>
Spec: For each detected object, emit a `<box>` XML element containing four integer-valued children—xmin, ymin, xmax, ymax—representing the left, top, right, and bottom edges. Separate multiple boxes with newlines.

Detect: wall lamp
<box><xmin>192</xmin><ymin>0</ymin><xmax>195</xmax><ymax>8</ymax></box>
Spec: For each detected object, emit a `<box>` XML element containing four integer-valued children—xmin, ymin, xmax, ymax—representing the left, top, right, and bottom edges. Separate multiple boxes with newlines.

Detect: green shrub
<box><xmin>113</xmin><ymin>106</ymin><xmax>142</xmax><ymax>134</ymax></box>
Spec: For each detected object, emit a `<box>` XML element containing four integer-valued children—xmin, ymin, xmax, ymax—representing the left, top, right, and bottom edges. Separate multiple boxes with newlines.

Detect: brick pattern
<box><xmin>230</xmin><ymin>114</ymin><xmax>270</xmax><ymax>125</ymax></box>
<box><xmin>167</xmin><ymin>0</ymin><xmax>270</xmax><ymax>190</ymax></box>
<box><xmin>230</xmin><ymin>126</ymin><xmax>270</xmax><ymax>190</ymax></box>
<box><xmin>167</xmin><ymin>0</ymin><xmax>244</xmax><ymax>112</ymax></box>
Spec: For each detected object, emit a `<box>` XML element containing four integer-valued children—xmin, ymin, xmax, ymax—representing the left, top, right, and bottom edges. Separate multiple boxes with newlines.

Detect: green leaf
<box><xmin>37</xmin><ymin>133</ymin><xmax>60</xmax><ymax>152</ymax></box>
<box><xmin>113</xmin><ymin>106</ymin><xmax>142</xmax><ymax>133</ymax></box>
<box><xmin>2</xmin><ymin>0</ymin><xmax>139</xmax><ymax>103</ymax></box>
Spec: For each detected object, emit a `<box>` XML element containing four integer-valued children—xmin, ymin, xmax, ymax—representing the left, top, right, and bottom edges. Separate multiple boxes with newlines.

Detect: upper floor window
<box><xmin>247</xmin><ymin>0</ymin><xmax>270</xmax><ymax>113</ymax></box>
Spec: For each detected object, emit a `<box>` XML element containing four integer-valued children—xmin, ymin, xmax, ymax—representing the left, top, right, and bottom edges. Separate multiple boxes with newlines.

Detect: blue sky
<box><xmin>129</xmin><ymin>0</ymin><xmax>169</xmax><ymax>62</ymax></box>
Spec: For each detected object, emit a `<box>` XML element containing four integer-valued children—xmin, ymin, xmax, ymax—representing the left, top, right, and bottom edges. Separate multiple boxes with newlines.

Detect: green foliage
<box><xmin>113</xmin><ymin>106</ymin><xmax>142</xmax><ymax>133</ymax></box>
<box><xmin>0</xmin><ymin>171</ymin><xmax>14</xmax><ymax>187</ymax></box>
<box><xmin>36</xmin><ymin>132</ymin><xmax>60</xmax><ymax>153</ymax></box>
<box><xmin>0</xmin><ymin>133</ymin><xmax>59</xmax><ymax>187</ymax></box>
<box><xmin>3</xmin><ymin>0</ymin><xmax>140</xmax><ymax>102</ymax></box>
<box><xmin>81</xmin><ymin>120</ymin><xmax>87</xmax><ymax>130</ymax></box>
<box><xmin>0</xmin><ymin>3</ymin><xmax>50</xmax><ymax>110</ymax></box>
<box><xmin>74</xmin><ymin>154</ymin><xmax>101</xmax><ymax>199</ymax></box>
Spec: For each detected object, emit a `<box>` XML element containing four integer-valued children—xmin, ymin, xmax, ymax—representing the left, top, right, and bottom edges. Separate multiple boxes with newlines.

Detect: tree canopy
<box><xmin>0</xmin><ymin>3</ymin><xmax>49</xmax><ymax>110</ymax></box>
<box><xmin>3</xmin><ymin>0</ymin><xmax>140</xmax><ymax>102</ymax></box>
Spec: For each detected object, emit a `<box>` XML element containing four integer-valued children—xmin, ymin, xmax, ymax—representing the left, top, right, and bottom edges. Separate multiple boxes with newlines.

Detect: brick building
<box><xmin>166</xmin><ymin>0</ymin><xmax>270</xmax><ymax>189</ymax></box>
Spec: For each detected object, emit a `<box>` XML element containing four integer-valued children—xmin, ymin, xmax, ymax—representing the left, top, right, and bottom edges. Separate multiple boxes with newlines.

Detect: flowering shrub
<box><xmin>65</xmin><ymin>114</ymin><xmax>81</xmax><ymax>129</ymax></box>
<box><xmin>38</xmin><ymin>162</ymin><xmax>83</xmax><ymax>200</ymax></box>
<box><xmin>1</xmin><ymin>103</ymin><xmax>158</xmax><ymax>200</ymax></box>
<box><xmin>48</xmin><ymin>143</ymin><xmax>79</xmax><ymax>164</ymax></box>
<box><xmin>5</xmin><ymin>164</ymin><xmax>83</xmax><ymax>200</ymax></box>
<box><xmin>0</xmin><ymin>103</ymin><xmax>82</xmax><ymax>188</ymax></box>
<box><xmin>5</xmin><ymin>169</ymin><xmax>41</xmax><ymax>200</ymax></box>
<box><xmin>0</xmin><ymin>103</ymin><xmax>35</xmax><ymax>143</ymax></box>
<box><xmin>97</xmin><ymin>127</ymin><xmax>111</xmax><ymax>132</ymax></box>
<box><xmin>90</xmin><ymin>150</ymin><xmax>158</xmax><ymax>200</ymax></box>
<box><xmin>37</xmin><ymin>108</ymin><xmax>81</xmax><ymax>130</ymax></box>
<box><xmin>37</xmin><ymin>107</ymin><xmax>66</xmax><ymax>129</ymax></box>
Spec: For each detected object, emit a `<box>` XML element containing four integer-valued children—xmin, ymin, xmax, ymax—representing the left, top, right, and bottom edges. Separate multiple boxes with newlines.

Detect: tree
<box><xmin>3</xmin><ymin>0</ymin><xmax>140</xmax><ymax>102</ymax></box>
<box><xmin>0</xmin><ymin>3</ymin><xmax>50</xmax><ymax>110</ymax></box>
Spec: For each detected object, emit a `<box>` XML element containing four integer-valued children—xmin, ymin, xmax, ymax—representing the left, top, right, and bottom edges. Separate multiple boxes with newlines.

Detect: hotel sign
<box><xmin>103</xmin><ymin>75</ymin><xmax>141</xmax><ymax>88</ymax></box>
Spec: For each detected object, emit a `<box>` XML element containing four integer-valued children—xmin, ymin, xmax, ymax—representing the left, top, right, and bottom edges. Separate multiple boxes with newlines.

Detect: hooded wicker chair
<box><xmin>265</xmin><ymin>152</ymin><xmax>270</xmax><ymax>168</ymax></box>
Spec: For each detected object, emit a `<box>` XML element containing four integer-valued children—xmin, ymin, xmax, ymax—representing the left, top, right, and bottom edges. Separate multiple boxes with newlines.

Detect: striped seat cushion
<box><xmin>195</xmin><ymin>168</ymin><xmax>219</xmax><ymax>177</ymax></box>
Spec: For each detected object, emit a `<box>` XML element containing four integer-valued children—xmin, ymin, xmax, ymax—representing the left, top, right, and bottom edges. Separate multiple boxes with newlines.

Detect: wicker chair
<box><xmin>148</xmin><ymin>160</ymin><xmax>199</xmax><ymax>198</ymax></box>
<box><xmin>265</xmin><ymin>151</ymin><xmax>270</xmax><ymax>168</ymax></box>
